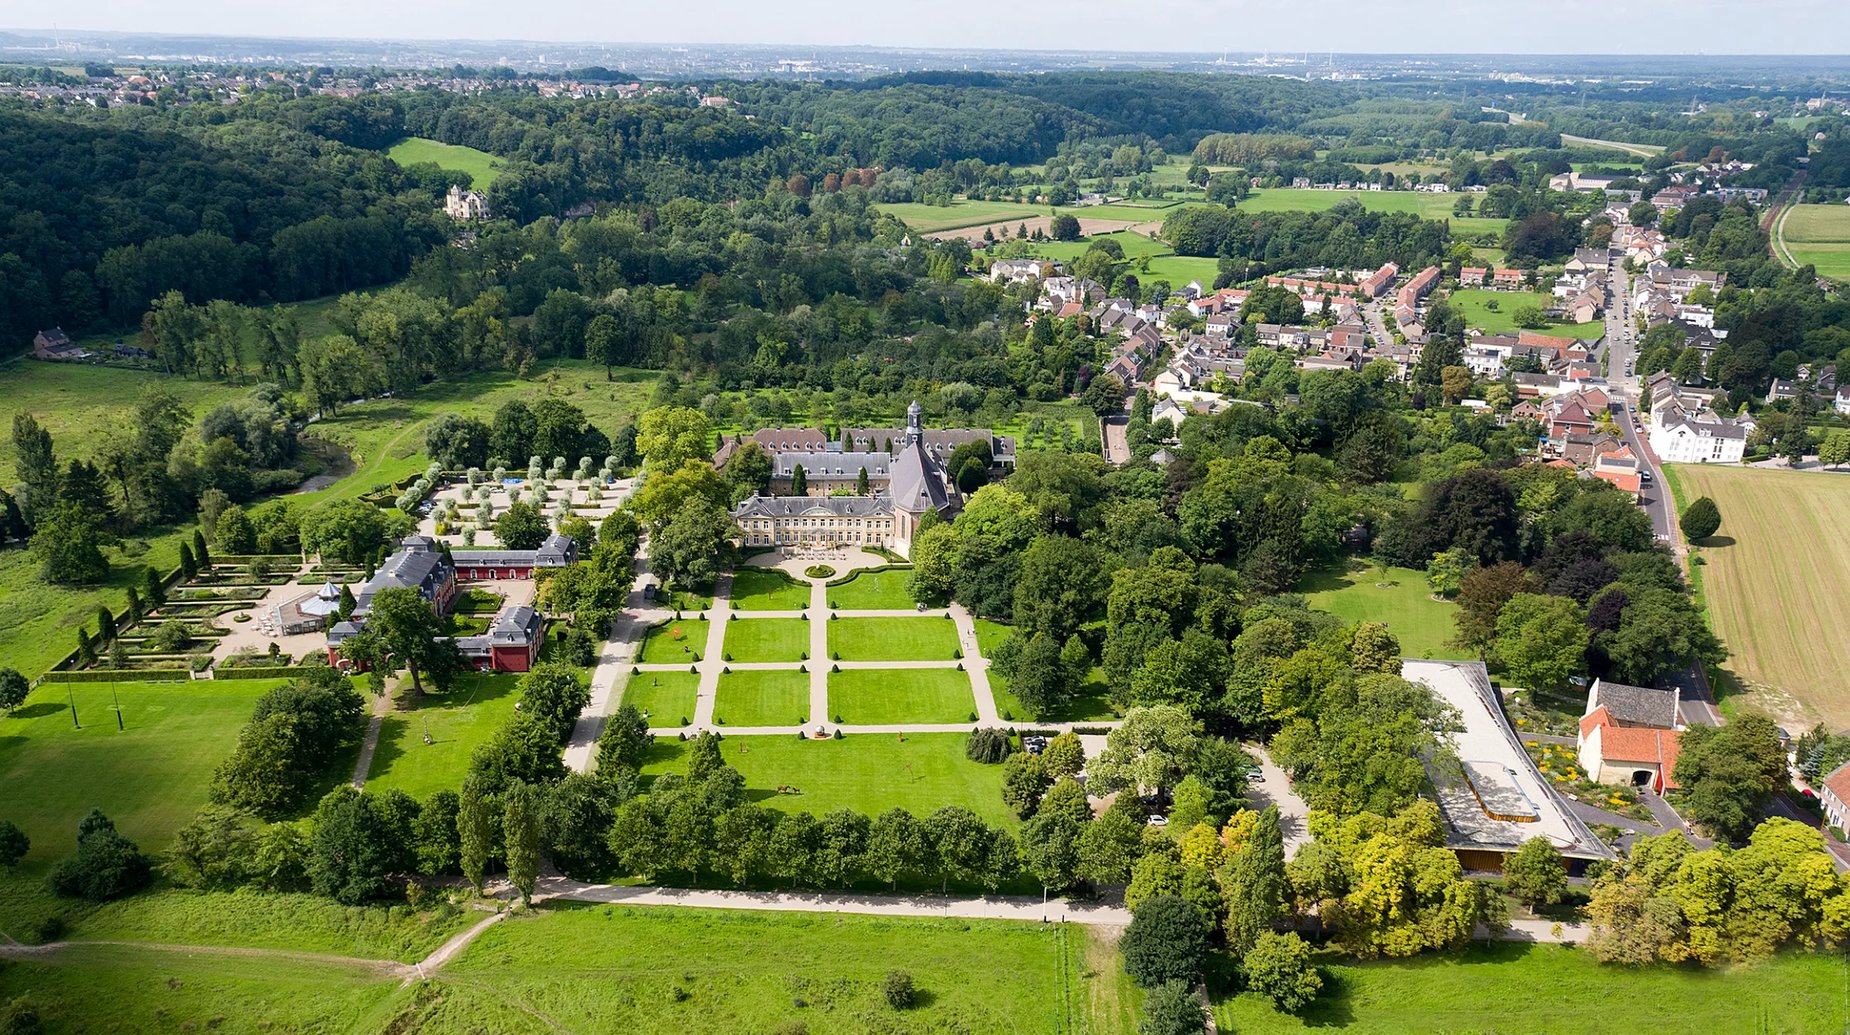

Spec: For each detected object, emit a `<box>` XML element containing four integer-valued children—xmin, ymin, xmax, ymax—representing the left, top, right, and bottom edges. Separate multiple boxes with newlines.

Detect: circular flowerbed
<box><xmin>805</xmin><ymin>564</ymin><xmax>836</xmax><ymax>579</ymax></box>
<box><xmin>232</xmin><ymin>613</ymin><xmax>252</xmax><ymax>623</ymax></box>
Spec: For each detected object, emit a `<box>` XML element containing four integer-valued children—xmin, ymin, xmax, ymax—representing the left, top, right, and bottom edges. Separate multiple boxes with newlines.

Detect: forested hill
<box><xmin>0</xmin><ymin>104</ymin><xmax>445</xmax><ymax>346</ymax></box>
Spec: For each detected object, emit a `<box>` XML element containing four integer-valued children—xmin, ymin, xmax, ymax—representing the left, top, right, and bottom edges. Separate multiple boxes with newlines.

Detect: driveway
<box><xmin>1245</xmin><ymin>745</ymin><xmax>1311</xmax><ymax>859</ymax></box>
<box><xmin>1102</xmin><ymin>414</ymin><xmax>1130</xmax><ymax>465</ymax></box>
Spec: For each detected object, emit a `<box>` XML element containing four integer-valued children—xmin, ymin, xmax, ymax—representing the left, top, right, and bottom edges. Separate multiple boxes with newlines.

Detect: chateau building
<box><xmin>730</xmin><ymin>402</ymin><xmax>961</xmax><ymax>557</ymax></box>
<box><xmin>445</xmin><ymin>185</ymin><xmax>493</xmax><ymax>220</ymax></box>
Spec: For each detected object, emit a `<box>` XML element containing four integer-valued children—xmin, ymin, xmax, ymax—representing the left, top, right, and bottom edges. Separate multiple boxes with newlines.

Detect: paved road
<box><xmin>1102</xmin><ymin>414</ymin><xmax>1130</xmax><ymax>465</ymax></box>
<box><xmin>1245</xmin><ymin>745</ymin><xmax>1311</xmax><ymax>860</ymax></box>
<box><xmin>563</xmin><ymin>547</ymin><xmax>668</xmax><ymax>773</ymax></box>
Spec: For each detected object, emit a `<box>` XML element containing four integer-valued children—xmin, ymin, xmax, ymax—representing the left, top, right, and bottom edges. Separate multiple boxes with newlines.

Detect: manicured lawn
<box><xmin>365</xmin><ymin>673</ymin><xmax>519</xmax><ymax>799</ymax></box>
<box><xmin>1214</xmin><ymin>942</ymin><xmax>1850</xmax><ymax>1032</ymax></box>
<box><xmin>1667</xmin><ymin>465</ymin><xmax>1850</xmax><ymax>726</ymax></box>
<box><xmin>1448</xmin><ymin>288</ymin><xmax>1605</xmax><ymax>338</ymax></box>
<box><xmin>387</xmin><ymin>135</ymin><xmax>504</xmax><ymax>188</ymax></box>
<box><xmin>973</xmin><ymin>618</ymin><xmax>1014</xmax><ymax>657</ymax></box>
<box><xmin>1781</xmin><ymin>203</ymin><xmax>1850</xmax><ymax>282</ymax></box>
<box><xmin>445</xmin><ymin>904</ymin><xmax>1075</xmax><ymax>1034</ymax></box>
<box><xmin>637</xmin><ymin>619</ymin><xmax>710</xmax><ymax>663</ymax></box>
<box><xmin>1300</xmin><ymin>562</ymin><xmax>1458</xmax><ymax>658</ymax></box>
<box><xmin>621</xmin><ymin>670</ymin><xmax>699</xmax><ymax>727</ymax></box>
<box><xmin>727</xmin><ymin>567</ymin><xmax>810</xmax><ymax>610</ymax></box>
<box><xmin>828</xmin><ymin>615</ymin><xmax>960</xmax><ymax>661</ymax></box>
<box><xmin>713</xmin><ymin>670</ymin><xmax>811</xmax><ymax>727</ymax></box>
<box><xmin>643</xmin><ymin>732</ymin><xmax>1011</xmax><ymax>825</ymax></box>
<box><xmin>0</xmin><ymin>679</ymin><xmax>281</xmax><ymax>868</ymax></box>
<box><xmin>829</xmin><ymin>668</ymin><xmax>975</xmax><ymax>724</ymax></box>
<box><xmin>826</xmin><ymin>567</ymin><xmax>916</xmax><ymax>610</ymax></box>
<box><xmin>721</xmin><ymin>617</ymin><xmax>809</xmax><ymax>663</ymax></box>
<box><xmin>0</xmin><ymin>523</ymin><xmax>193</xmax><ymax>680</ymax></box>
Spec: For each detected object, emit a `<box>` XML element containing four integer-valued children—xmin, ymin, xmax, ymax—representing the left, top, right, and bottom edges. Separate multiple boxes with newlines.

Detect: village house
<box><xmin>1818</xmin><ymin>761</ymin><xmax>1850</xmax><ymax>833</ymax></box>
<box><xmin>1646</xmin><ymin>373</ymin><xmax>1754</xmax><ymax>464</ymax></box>
<box><xmin>32</xmin><ymin>327</ymin><xmax>87</xmax><ymax>361</ymax></box>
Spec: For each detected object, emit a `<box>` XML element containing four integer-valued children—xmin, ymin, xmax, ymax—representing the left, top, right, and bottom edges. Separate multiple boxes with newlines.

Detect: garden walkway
<box><xmin>563</xmin><ymin>544</ymin><xmax>669</xmax><ymax>774</ymax></box>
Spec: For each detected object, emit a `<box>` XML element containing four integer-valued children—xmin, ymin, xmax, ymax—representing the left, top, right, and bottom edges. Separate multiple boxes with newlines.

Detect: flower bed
<box><xmin>805</xmin><ymin>564</ymin><xmax>836</xmax><ymax>579</ymax></box>
<box><xmin>1525</xmin><ymin>739</ymin><xmax>1652</xmax><ymax>822</ymax></box>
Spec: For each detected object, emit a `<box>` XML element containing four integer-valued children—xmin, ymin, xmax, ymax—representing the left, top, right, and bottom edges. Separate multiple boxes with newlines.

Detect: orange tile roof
<box><xmin>1823</xmin><ymin>760</ymin><xmax>1850</xmax><ymax>808</ymax></box>
<box><xmin>1582</xmin><ymin>707</ymin><xmax>1683</xmax><ymax>789</ymax></box>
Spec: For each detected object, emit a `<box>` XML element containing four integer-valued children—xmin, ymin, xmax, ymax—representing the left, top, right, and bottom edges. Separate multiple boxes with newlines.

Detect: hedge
<box><xmin>213</xmin><ymin>665</ymin><xmax>310</xmax><ymax>680</ymax></box>
<box><xmin>37</xmin><ymin>669</ymin><xmax>189</xmax><ymax>684</ymax></box>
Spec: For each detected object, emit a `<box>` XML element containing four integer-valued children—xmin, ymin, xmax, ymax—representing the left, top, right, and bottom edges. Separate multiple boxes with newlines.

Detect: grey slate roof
<box><xmin>733</xmin><ymin>495</ymin><xmax>892</xmax><ymax>518</ymax></box>
<box><xmin>353</xmin><ymin>537</ymin><xmax>451</xmax><ymax>615</ymax></box>
<box><xmin>890</xmin><ymin>437</ymin><xmax>952</xmax><ymax>516</ymax></box>
<box><xmin>1590</xmin><ymin>679</ymin><xmax>1679</xmax><ymax>730</ymax></box>
<box><xmin>776</xmin><ymin>451</ymin><xmax>892</xmax><ymax>479</ymax></box>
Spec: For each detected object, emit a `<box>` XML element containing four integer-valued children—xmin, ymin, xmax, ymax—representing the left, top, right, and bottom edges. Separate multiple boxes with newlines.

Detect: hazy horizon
<box><xmin>7</xmin><ymin>0</ymin><xmax>1850</xmax><ymax>57</ymax></box>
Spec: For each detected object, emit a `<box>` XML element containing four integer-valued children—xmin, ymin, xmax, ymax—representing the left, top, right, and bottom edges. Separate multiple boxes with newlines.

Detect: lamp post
<box><xmin>67</xmin><ymin>684</ymin><xmax>80</xmax><ymax>729</ymax></box>
<box><xmin>111</xmin><ymin>684</ymin><xmax>123</xmax><ymax>731</ymax></box>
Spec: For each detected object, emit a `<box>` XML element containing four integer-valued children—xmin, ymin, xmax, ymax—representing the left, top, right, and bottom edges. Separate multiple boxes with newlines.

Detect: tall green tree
<box><xmin>502</xmin><ymin>780</ymin><xmax>541</xmax><ymax>907</ymax></box>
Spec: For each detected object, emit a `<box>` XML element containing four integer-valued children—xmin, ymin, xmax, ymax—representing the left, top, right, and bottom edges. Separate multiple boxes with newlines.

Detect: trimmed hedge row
<box><xmin>822</xmin><ymin>562</ymin><xmax>912</xmax><ymax>588</ymax></box>
<box><xmin>212</xmin><ymin>665</ymin><xmax>312</xmax><ymax>680</ymax></box>
<box><xmin>38</xmin><ymin>669</ymin><xmax>190</xmax><ymax>683</ymax></box>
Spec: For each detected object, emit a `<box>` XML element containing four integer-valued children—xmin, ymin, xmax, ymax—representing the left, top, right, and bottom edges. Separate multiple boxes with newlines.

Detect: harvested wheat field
<box><xmin>1669</xmin><ymin>465</ymin><xmax>1850</xmax><ymax>727</ymax></box>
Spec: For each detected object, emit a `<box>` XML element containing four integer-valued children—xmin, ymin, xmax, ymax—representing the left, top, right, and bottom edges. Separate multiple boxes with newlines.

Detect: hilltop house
<box><xmin>445</xmin><ymin>185</ymin><xmax>493</xmax><ymax>220</ymax></box>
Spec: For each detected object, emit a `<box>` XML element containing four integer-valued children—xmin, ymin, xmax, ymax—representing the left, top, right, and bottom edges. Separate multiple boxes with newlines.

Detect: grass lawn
<box><xmin>1214</xmin><ymin>942</ymin><xmax>1850</xmax><ymax>1032</ymax></box>
<box><xmin>826</xmin><ymin>567</ymin><xmax>916</xmax><ymax>610</ymax></box>
<box><xmin>1300</xmin><ymin>562</ymin><xmax>1458</xmax><ymax>659</ymax></box>
<box><xmin>1667</xmin><ymin>465</ymin><xmax>1850</xmax><ymax>727</ymax></box>
<box><xmin>637</xmin><ymin>619</ymin><xmax>711</xmax><ymax>663</ymax></box>
<box><xmin>973</xmin><ymin>618</ymin><xmax>1014</xmax><ymax>657</ymax></box>
<box><xmin>1449</xmin><ymin>288</ymin><xmax>1605</xmax><ymax>338</ymax></box>
<box><xmin>1781</xmin><ymin>203</ymin><xmax>1850</xmax><ymax>282</ymax></box>
<box><xmin>713</xmin><ymin>669</ymin><xmax>811</xmax><ymax>727</ymax></box>
<box><xmin>0</xmin><ymin>360</ymin><xmax>247</xmax><ymax>484</ymax></box>
<box><xmin>727</xmin><ymin>567</ymin><xmax>810</xmax><ymax>610</ymax></box>
<box><xmin>828</xmin><ymin>668</ymin><xmax>976</xmax><ymax>725</ymax></box>
<box><xmin>721</xmin><ymin>617</ymin><xmax>809</xmax><ymax>663</ymax></box>
<box><xmin>0</xmin><ymin>524</ymin><xmax>193</xmax><ymax>680</ymax></box>
<box><xmin>442</xmin><ymin>904</ymin><xmax>1075</xmax><ymax>1034</ymax></box>
<box><xmin>365</xmin><ymin>673</ymin><xmax>519</xmax><ymax>799</ymax></box>
<box><xmin>876</xmin><ymin>199</ymin><xmax>1047</xmax><ymax>233</ymax></box>
<box><xmin>387</xmin><ymin>135</ymin><xmax>504</xmax><ymax>188</ymax></box>
<box><xmin>621</xmin><ymin>670</ymin><xmax>699</xmax><ymax>727</ymax></box>
<box><xmin>828</xmin><ymin>616</ymin><xmax>960</xmax><ymax>661</ymax></box>
<box><xmin>1019</xmin><ymin>229</ymin><xmax>1172</xmax><ymax>263</ymax></box>
<box><xmin>643</xmin><ymin>732</ymin><xmax>1011</xmax><ymax>825</ymax></box>
<box><xmin>0</xmin><ymin>679</ymin><xmax>281</xmax><ymax>868</ymax></box>
<box><xmin>0</xmin><ymin>943</ymin><xmax>402</xmax><ymax>1034</ymax></box>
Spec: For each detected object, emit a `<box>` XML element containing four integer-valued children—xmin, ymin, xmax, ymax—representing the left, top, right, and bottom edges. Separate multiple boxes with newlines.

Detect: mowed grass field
<box><xmin>1301</xmin><ymin>563</ymin><xmax>1459</xmax><ymax>659</ymax></box>
<box><xmin>387</xmin><ymin>136</ymin><xmax>504</xmax><ymax>188</ymax></box>
<box><xmin>638</xmin><ymin>619</ymin><xmax>710</xmax><ymax>663</ymax></box>
<box><xmin>826</xmin><ymin>567</ymin><xmax>916</xmax><ymax>609</ymax></box>
<box><xmin>0</xmin><ymin>680</ymin><xmax>280</xmax><ymax>865</ymax></box>
<box><xmin>365</xmin><ymin>673</ymin><xmax>519</xmax><ymax>799</ymax></box>
<box><xmin>1781</xmin><ymin>203</ymin><xmax>1850</xmax><ymax>282</ymax></box>
<box><xmin>1238</xmin><ymin>187</ymin><xmax>1509</xmax><ymax>238</ymax></box>
<box><xmin>440</xmin><ymin>905</ymin><xmax>1077</xmax><ymax>1034</ymax></box>
<box><xmin>1214</xmin><ymin>942</ymin><xmax>1850</xmax><ymax>1033</ymax></box>
<box><xmin>721</xmin><ymin>617</ymin><xmax>809</xmax><ymax>663</ymax></box>
<box><xmin>621</xmin><ymin>669</ymin><xmax>699</xmax><ymax>726</ymax></box>
<box><xmin>875</xmin><ymin>199</ymin><xmax>1047</xmax><ymax>233</ymax></box>
<box><xmin>713</xmin><ymin>669</ymin><xmax>810</xmax><ymax>726</ymax></box>
<box><xmin>1449</xmin><ymin>288</ymin><xmax>1606</xmax><ymax>338</ymax></box>
<box><xmin>0</xmin><ymin>360</ymin><xmax>247</xmax><ymax>484</ymax></box>
<box><xmin>828</xmin><ymin>616</ymin><xmax>960</xmax><ymax>661</ymax></box>
<box><xmin>1667</xmin><ymin>465</ymin><xmax>1850</xmax><ymax>726</ymax></box>
<box><xmin>828</xmin><ymin>668</ymin><xmax>977</xmax><ymax>724</ymax></box>
<box><xmin>642</xmin><ymin>732</ymin><xmax>1011</xmax><ymax>825</ymax></box>
<box><xmin>727</xmin><ymin>567</ymin><xmax>810</xmax><ymax>610</ymax></box>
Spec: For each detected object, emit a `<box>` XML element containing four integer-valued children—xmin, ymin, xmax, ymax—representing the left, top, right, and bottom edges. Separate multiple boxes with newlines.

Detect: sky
<box><xmin>8</xmin><ymin>0</ymin><xmax>1850</xmax><ymax>56</ymax></box>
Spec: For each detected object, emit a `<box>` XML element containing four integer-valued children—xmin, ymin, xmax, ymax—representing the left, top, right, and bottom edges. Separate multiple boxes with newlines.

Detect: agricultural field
<box><xmin>642</xmin><ymin>732</ymin><xmax>1011</xmax><ymax>825</ymax></box>
<box><xmin>874</xmin><ymin>199</ymin><xmax>1047</xmax><ymax>233</ymax></box>
<box><xmin>828</xmin><ymin>615</ymin><xmax>961</xmax><ymax>661</ymax></box>
<box><xmin>387</xmin><ymin>136</ymin><xmax>504</xmax><ymax>188</ymax></box>
<box><xmin>0</xmin><ymin>680</ymin><xmax>282</xmax><ymax>864</ymax></box>
<box><xmin>365</xmin><ymin>673</ymin><xmax>521</xmax><ymax>799</ymax></box>
<box><xmin>721</xmin><ymin>616</ymin><xmax>809</xmax><ymax>663</ymax></box>
<box><xmin>1237</xmin><ymin>187</ymin><xmax>1510</xmax><ymax>239</ymax></box>
<box><xmin>828</xmin><ymin>668</ymin><xmax>978</xmax><ymax>724</ymax></box>
<box><xmin>1214</xmin><ymin>943</ymin><xmax>1848</xmax><ymax>1033</ymax></box>
<box><xmin>713</xmin><ymin>669</ymin><xmax>810</xmax><ymax>726</ymax></box>
<box><xmin>1300</xmin><ymin>562</ymin><xmax>1459</xmax><ymax>659</ymax></box>
<box><xmin>1665</xmin><ymin>465</ymin><xmax>1850</xmax><ymax>727</ymax></box>
<box><xmin>0</xmin><ymin>360</ymin><xmax>246</xmax><ymax>484</ymax></box>
<box><xmin>1449</xmin><ymin>288</ymin><xmax>1606</xmax><ymax>338</ymax></box>
<box><xmin>1779</xmin><ymin>203</ymin><xmax>1850</xmax><ymax>282</ymax></box>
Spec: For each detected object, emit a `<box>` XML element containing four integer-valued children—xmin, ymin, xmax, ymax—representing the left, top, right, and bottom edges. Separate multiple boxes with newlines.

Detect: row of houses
<box><xmin>1766</xmin><ymin>365</ymin><xmax>1850</xmax><ymax>416</ymax></box>
<box><xmin>1645</xmin><ymin>372</ymin><xmax>1756</xmax><ymax>464</ymax></box>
